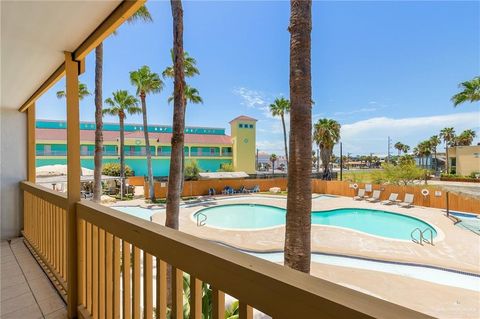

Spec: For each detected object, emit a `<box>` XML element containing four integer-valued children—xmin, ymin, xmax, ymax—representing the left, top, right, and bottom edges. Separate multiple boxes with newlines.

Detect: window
<box><xmin>80</xmin><ymin>145</ymin><xmax>88</xmax><ymax>155</ymax></box>
<box><xmin>249</xmin><ymin>124</ymin><xmax>254</xmax><ymax>128</ymax></box>
<box><xmin>44</xmin><ymin>145</ymin><xmax>51</xmax><ymax>155</ymax></box>
<box><xmin>210</xmin><ymin>148</ymin><xmax>216</xmax><ymax>155</ymax></box>
<box><xmin>239</xmin><ymin>124</ymin><xmax>243</xmax><ymax>128</ymax></box>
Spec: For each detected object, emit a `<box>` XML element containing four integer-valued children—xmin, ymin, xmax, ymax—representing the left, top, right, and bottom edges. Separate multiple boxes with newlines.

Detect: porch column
<box><xmin>27</xmin><ymin>103</ymin><xmax>36</xmax><ymax>182</ymax></box>
<box><xmin>65</xmin><ymin>51</ymin><xmax>80</xmax><ymax>318</ymax></box>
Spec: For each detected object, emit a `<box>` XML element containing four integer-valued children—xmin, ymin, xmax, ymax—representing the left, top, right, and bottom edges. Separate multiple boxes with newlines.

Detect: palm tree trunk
<box><xmin>284</xmin><ymin>0</ymin><xmax>312</xmax><ymax>274</ymax></box>
<box><xmin>166</xmin><ymin>0</ymin><xmax>186</xmax><ymax>231</ymax></box>
<box><xmin>281</xmin><ymin>114</ymin><xmax>289</xmax><ymax>166</ymax></box>
<box><xmin>119</xmin><ymin>114</ymin><xmax>126</xmax><ymax>197</ymax></box>
<box><xmin>93</xmin><ymin>43</ymin><xmax>103</xmax><ymax>202</ymax></box>
<box><xmin>141</xmin><ymin>93</ymin><xmax>155</xmax><ymax>201</ymax></box>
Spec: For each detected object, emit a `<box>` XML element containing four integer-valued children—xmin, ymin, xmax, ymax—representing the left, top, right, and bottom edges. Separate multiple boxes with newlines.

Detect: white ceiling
<box><xmin>1</xmin><ymin>0</ymin><xmax>122</xmax><ymax>110</ymax></box>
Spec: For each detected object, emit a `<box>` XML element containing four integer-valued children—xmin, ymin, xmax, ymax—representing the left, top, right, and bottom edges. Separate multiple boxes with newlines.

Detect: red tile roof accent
<box><xmin>36</xmin><ymin>128</ymin><xmax>232</xmax><ymax>145</ymax></box>
<box><xmin>229</xmin><ymin>115</ymin><xmax>257</xmax><ymax>123</ymax></box>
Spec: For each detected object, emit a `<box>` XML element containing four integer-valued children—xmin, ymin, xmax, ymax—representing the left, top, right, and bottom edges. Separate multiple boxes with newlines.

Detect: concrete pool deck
<box><xmin>116</xmin><ymin>194</ymin><xmax>480</xmax><ymax>318</ymax></box>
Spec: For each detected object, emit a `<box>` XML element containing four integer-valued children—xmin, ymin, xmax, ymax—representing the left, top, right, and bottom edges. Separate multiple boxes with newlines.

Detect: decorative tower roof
<box><xmin>229</xmin><ymin>115</ymin><xmax>257</xmax><ymax>123</ymax></box>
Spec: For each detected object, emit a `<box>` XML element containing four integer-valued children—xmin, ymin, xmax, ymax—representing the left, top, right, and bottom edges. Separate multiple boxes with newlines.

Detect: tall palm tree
<box><xmin>269</xmin><ymin>98</ymin><xmax>291</xmax><ymax>165</ymax></box>
<box><xmin>166</xmin><ymin>0</ymin><xmax>186</xmax><ymax>231</ymax></box>
<box><xmin>284</xmin><ymin>0</ymin><xmax>312</xmax><ymax>274</ymax></box>
<box><xmin>162</xmin><ymin>49</ymin><xmax>200</xmax><ymax>79</ymax></box>
<box><xmin>429</xmin><ymin>135</ymin><xmax>441</xmax><ymax>171</ymax></box>
<box><xmin>440</xmin><ymin>127</ymin><xmax>455</xmax><ymax>173</ymax></box>
<box><xmin>451</xmin><ymin>76</ymin><xmax>480</xmax><ymax>107</ymax></box>
<box><xmin>130</xmin><ymin>66</ymin><xmax>164</xmax><ymax>201</ymax></box>
<box><xmin>92</xmin><ymin>5</ymin><xmax>153</xmax><ymax>202</ymax></box>
<box><xmin>456</xmin><ymin>129</ymin><xmax>477</xmax><ymax>146</ymax></box>
<box><xmin>270</xmin><ymin>154</ymin><xmax>278</xmax><ymax>175</ymax></box>
<box><xmin>313</xmin><ymin>118</ymin><xmax>341</xmax><ymax>180</ymax></box>
<box><xmin>394</xmin><ymin>142</ymin><xmax>404</xmax><ymax>156</ymax></box>
<box><xmin>55</xmin><ymin>83</ymin><xmax>91</xmax><ymax>100</ymax></box>
<box><xmin>402</xmin><ymin>144</ymin><xmax>410</xmax><ymax>154</ymax></box>
<box><xmin>102</xmin><ymin>90</ymin><xmax>141</xmax><ymax>196</ymax></box>
<box><xmin>418</xmin><ymin>140</ymin><xmax>432</xmax><ymax>169</ymax></box>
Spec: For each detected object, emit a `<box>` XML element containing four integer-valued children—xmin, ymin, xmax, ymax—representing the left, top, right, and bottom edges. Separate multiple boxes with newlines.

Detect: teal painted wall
<box><xmin>36</xmin><ymin>158</ymin><xmax>232</xmax><ymax>176</ymax></box>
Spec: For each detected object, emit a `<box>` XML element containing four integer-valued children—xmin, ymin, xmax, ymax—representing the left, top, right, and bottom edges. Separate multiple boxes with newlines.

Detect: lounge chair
<box><xmin>222</xmin><ymin>186</ymin><xmax>234</xmax><ymax>195</ymax></box>
<box><xmin>381</xmin><ymin>193</ymin><xmax>398</xmax><ymax>205</ymax></box>
<box><xmin>353</xmin><ymin>189</ymin><xmax>366</xmax><ymax>200</ymax></box>
<box><xmin>366</xmin><ymin>190</ymin><xmax>381</xmax><ymax>203</ymax></box>
<box><xmin>399</xmin><ymin>193</ymin><xmax>414</xmax><ymax>208</ymax></box>
<box><xmin>246</xmin><ymin>185</ymin><xmax>259</xmax><ymax>193</ymax></box>
<box><xmin>208</xmin><ymin>188</ymin><xmax>216</xmax><ymax>196</ymax></box>
<box><xmin>234</xmin><ymin>186</ymin><xmax>246</xmax><ymax>194</ymax></box>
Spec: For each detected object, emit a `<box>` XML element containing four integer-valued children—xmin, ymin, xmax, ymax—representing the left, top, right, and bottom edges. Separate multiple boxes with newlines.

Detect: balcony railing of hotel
<box><xmin>20</xmin><ymin>180</ymin><xmax>430</xmax><ymax>319</ymax></box>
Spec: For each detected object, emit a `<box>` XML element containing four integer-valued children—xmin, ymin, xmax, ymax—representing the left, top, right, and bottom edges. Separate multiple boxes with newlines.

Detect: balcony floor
<box><xmin>1</xmin><ymin>238</ymin><xmax>66</xmax><ymax>319</ymax></box>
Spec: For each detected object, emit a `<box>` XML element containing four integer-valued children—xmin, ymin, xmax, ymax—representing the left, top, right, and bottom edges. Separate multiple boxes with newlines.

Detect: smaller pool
<box><xmin>113</xmin><ymin>206</ymin><xmax>154</xmax><ymax>221</ymax></box>
<box><xmin>451</xmin><ymin>211</ymin><xmax>480</xmax><ymax>235</ymax></box>
<box><xmin>195</xmin><ymin>204</ymin><xmax>437</xmax><ymax>240</ymax></box>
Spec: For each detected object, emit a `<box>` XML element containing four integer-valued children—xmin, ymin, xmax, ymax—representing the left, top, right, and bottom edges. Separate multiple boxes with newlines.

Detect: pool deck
<box><xmin>118</xmin><ymin>194</ymin><xmax>480</xmax><ymax>318</ymax></box>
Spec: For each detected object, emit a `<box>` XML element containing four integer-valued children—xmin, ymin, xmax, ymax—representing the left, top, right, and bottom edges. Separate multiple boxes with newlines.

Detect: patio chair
<box><xmin>366</xmin><ymin>190</ymin><xmax>381</xmax><ymax>203</ymax></box>
<box><xmin>381</xmin><ymin>193</ymin><xmax>399</xmax><ymax>205</ymax></box>
<box><xmin>208</xmin><ymin>188</ymin><xmax>216</xmax><ymax>196</ymax></box>
<box><xmin>234</xmin><ymin>186</ymin><xmax>246</xmax><ymax>194</ymax></box>
<box><xmin>399</xmin><ymin>193</ymin><xmax>414</xmax><ymax>208</ymax></box>
<box><xmin>222</xmin><ymin>186</ymin><xmax>234</xmax><ymax>195</ymax></box>
<box><xmin>353</xmin><ymin>189</ymin><xmax>366</xmax><ymax>200</ymax></box>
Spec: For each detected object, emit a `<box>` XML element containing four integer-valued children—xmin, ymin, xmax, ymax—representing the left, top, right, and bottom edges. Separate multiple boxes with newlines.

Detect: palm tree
<box><xmin>270</xmin><ymin>154</ymin><xmax>278</xmax><ymax>175</ymax></box>
<box><xmin>102</xmin><ymin>90</ymin><xmax>141</xmax><ymax>197</ymax></box>
<box><xmin>313</xmin><ymin>118</ymin><xmax>341</xmax><ymax>180</ymax></box>
<box><xmin>130</xmin><ymin>66</ymin><xmax>164</xmax><ymax>202</ymax></box>
<box><xmin>162</xmin><ymin>49</ymin><xmax>200</xmax><ymax>79</ymax></box>
<box><xmin>451</xmin><ymin>76</ymin><xmax>480</xmax><ymax>107</ymax></box>
<box><xmin>429</xmin><ymin>135</ymin><xmax>441</xmax><ymax>171</ymax></box>
<box><xmin>440</xmin><ymin>127</ymin><xmax>455</xmax><ymax>173</ymax></box>
<box><xmin>165</xmin><ymin>0</ymin><xmax>186</xmax><ymax>232</ymax></box>
<box><xmin>394</xmin><ymin>142</ymin><xmax>404</xmax><ymax>156</ymax></box>
<box><xmin>402</xmin><ymin>144</ymin><xmax>410</xmax><ymax>154</ymax></box>
<box><xmin>418</xmin><ymin>140</ymin><xmax>432</xmax><ymax>169</ymax></box>
<box><xmin>92</xmin><ymin>5</ymin><xmax>153</xmax><ymax>202</ymax></box>
<box><xmin>455</xmin><ymin>129</ymin><xmax>477</xmax><ymax>146</ymax></box>
<box><xmin>269</xmin><ymin>98</ymin><xmax>291</xmax><ymax>165</ymax></box>
<box><xmin>55</xmin><ymin>83</ymin><xmax>91</xmax><ymax>100</ymax></box>
<box><xmin>284</xmin><ymin>0</ymin><xmax>312</xmax><ymax>274</ymax></box>
<box><xmin>168</xmin><ymin>84</ymin><xmax>203</xmax><ymax>192</ymax></box>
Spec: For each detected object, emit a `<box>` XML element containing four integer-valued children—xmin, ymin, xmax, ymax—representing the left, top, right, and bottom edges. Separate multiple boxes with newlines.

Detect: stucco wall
<box><xmin>1</xmin><ymin>108</ymin><xmax>26</xmax><ymax>239</ymax></box>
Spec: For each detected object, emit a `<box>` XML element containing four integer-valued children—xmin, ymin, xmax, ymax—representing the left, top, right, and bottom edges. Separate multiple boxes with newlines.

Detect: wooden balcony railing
<box><xmin>21</xmin><ymin>181</ymin><xmax>432</xmax><ymax>319</ymax></box>
<box><xmin>21</xmin><ymin>181</ymin><xmax>68</xmax><ymax>298</ymax></box>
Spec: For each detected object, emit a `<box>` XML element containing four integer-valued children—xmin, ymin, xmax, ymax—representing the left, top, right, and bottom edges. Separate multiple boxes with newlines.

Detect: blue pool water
<box><xmin>196</xmin><ymin>204</ymin><xmax>437</xmax><ymax>240</ymax></box>
<box><xmin>114</xmin><ymin>206</ymin><xmax>154</xmax><ymax>220</ymax></box>
<box><xmin>451</xmin><ymin>211</ymin><xmax>480</xmax><ymax>235</ymax></box>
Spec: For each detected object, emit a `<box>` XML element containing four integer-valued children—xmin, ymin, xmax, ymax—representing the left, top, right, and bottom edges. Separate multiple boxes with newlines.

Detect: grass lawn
<box><xmin>339</xmin><ymin>169</ymin><xmax>384</xmax><ymax>183</ymax></box>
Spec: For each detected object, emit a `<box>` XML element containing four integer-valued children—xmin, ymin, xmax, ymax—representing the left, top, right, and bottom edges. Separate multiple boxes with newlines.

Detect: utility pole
<box><xmin>256</xmin><ymin>148</ymin><xmax>259</xmax><ymax>172</ymax></box>
<box><xmin>339</xmin><ymin>142</ymin><xmax>343</xmax><ymax>181</ymax></box>
<box><xmin>387</xmin><ymin>136</ymin><xmax>392</xmax><ymax>163</ymax></box>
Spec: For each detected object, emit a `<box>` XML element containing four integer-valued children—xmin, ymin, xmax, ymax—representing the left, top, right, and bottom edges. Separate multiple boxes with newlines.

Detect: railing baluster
<box><xmin>190</xmin><ymin>276</ymin><xmax>202</xmax><ymax>319</ymax></box>
<box><xmin>123</xmin><ymin>241</ymin><xmax>132</xmax><ymax>319</ymax></box>
<box><xmin>212</xmin><ymin>287</ymin><xmax>225</xmax><ymax>319</ymax></box>
<box><xmin>99</xmin><ymin>228</ymin><xmax>106</xmax><ymax>317</ymax></box>
<box><xmin>105</xmin><ymin>232</ymin><xmax>113</xmax><ymax>319</ymax></box>
<box><xmin>113</xmin><ymin>237</ymin><xmax>121</xmax><ymax>319</ymax></box>
<box><xmin>92</xmin><ymin>225</ymin><xmax>99</xmax><ymax>319</ymax></box>
<box><xmin>144</xmin><ymin>252</ymin><xmax>153</xmax><ymax>319</ymax></box>
<box><xmin>171</xmin><ymin>267</ymin><xmax>183</xmax><ymax>319</ymax></box>
<box><xmin>156</xmin><ymin>259</ymin><xmax>167</xmax><ymax>319</ymax></box>
<box><xmin>132</xmin><ymin>246</ymin><xmax>141</xmax><ymax>319</ymax></box>
<box><xmin>239</xmin><ymin>302</ymin><xmax>253</xmax><ymax>319</ymax></box>
<box><xmin>78</xmin><ymin>219</ymin><xmax>85</xmax><ymax>307</ymax></box>
<box><xmin>86</xmin><ymin>222</ymin><xmax>92</xmax><ymax>313</ymax></box>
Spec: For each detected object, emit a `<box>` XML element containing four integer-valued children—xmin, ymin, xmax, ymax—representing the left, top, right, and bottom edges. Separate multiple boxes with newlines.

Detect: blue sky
<box><xmin>37</xmin><ymin>0</ymin><xmax>480</xmax><ymax>155</ymax></box>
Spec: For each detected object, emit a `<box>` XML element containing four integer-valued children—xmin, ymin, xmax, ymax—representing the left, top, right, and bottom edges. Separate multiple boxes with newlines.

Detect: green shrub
<box><xmin>218</xmin><ymin>163</ymin><xmax>234</xmax><ymax>172</ymax></box>
<box><xmin>184</xmin><ymin>160</ymin><xmax>202</xmax><ymax>180</ymax></box>
<box><xmin>469</xmin><ymin>171</ymin><xmax>480</xmax><ymax>179</ymax></box>
<box><xmin>102</xmin><ymin>162</ymin><xmax>133</xmax><ymax>177</ymax></box>
<box><xmin>382</xmin><ymin>159</ymin><xmax>425</xmax><ymax>185</ymax></box>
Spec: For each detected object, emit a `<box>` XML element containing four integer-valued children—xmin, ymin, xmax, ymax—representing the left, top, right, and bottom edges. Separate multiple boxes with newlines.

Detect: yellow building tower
<box><xmin>230</xmin><ymin>115</ymin><xmax>257</xmax><ymax>173</ymax></box>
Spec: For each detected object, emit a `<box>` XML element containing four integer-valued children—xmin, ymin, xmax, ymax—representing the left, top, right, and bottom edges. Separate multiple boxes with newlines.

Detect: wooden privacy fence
<box><xmin>76</xmin><ymin>200</ymin><xmax>429</xmax><ymax>319</ymax></box>
<box><xmin>21</xmin><ymin>181</ymin><xmax>69</xmax><ymax>298</ymax></box>
<box><xmin>312</xmin><ymin>180</ymin><xmax>480</xmax><ymax>214</ymax></box>
<box><xmin>145</xmin><ymin>178</ymin><xmax>289</xmax><ymax>199</ymax></box>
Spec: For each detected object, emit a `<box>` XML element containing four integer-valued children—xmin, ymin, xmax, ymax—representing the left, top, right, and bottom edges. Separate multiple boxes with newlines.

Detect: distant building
<box><xmin>35</xmin><ymin>115</ymin><xmax>257</xmax><ymax>176</ymax></box>
<box><xmin>447</xmin><ymin>145</ymin><xmax>480</xmax><ymax>176</ymax></box>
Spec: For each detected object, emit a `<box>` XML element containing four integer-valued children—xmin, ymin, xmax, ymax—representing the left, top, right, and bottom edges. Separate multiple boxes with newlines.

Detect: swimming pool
<box><xmin>451</xmin><ymin>211</ymin><xmax>480</xmax><ymax>235</ymax></box>
<box><xmin>195</xmin><ymin>204</ymin><xmax>437</xmax><ymax>240</ymax></box>
<box><xmin>114</xmin><ymin>206</ymin><xmax>155</xmax><ymax>220</ymax></box>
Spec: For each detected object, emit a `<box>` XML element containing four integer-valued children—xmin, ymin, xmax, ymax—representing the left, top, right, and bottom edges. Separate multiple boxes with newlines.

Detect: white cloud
<box><xmin>232</xmin><ymin>87</ymin><xmax>267</xmax><ymax>108</ymax></box>
<box><xmin>334</xmin><ymin>107</ymin><xmax>378</xmax><ymax>116</ymax></box>
<box><xmin>338</xmin><ymin>112</ymin><xmax>480</xmax><ymax>155</ymax></box>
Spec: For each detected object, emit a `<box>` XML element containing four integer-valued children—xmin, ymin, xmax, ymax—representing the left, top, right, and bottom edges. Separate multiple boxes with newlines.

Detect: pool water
<box><xmin>451</xmin><ymin>212</ymin><xmax>480</xmax><ymax>235</ymax></box>
<box><xmin>114</xmin><ymin>206</ymin><xmax>154</xmax><ymax>221</ymax></box>
<box><xmin>196</xmin><ymin>204</ymin><xmax>437</xmax><ymax>240</ymax></box>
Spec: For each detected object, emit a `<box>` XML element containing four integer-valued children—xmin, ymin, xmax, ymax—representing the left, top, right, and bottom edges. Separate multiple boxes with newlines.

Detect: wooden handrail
<box><xmin>20</xmin><ymin>181</ymin><xmax>68</xmax><ymax>208</ymax></box>
<box><xmin>77</xmin><ymin>200</ymin><xmax>432</xmax><ymax>319</ymax></box>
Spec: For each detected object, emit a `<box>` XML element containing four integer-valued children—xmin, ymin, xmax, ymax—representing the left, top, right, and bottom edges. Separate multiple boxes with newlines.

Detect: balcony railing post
<box><xmin>65</xmin><ymin>51</ymin><xmax>81</xmax><ymax>318</ymax></box>
<box><xmin>27</xmin><ymin>103</ymin><xmax>36</xmax><ymax>182</ymax></box>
